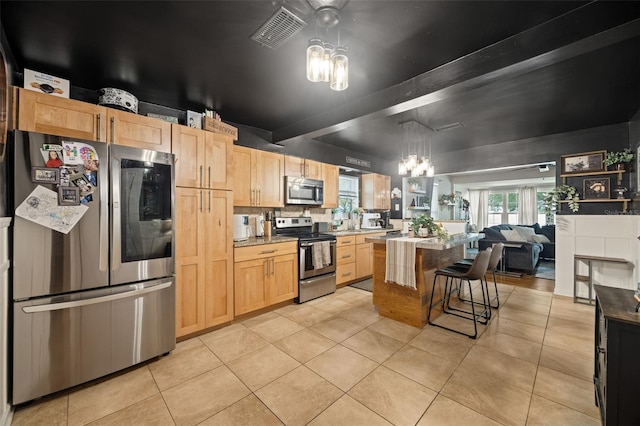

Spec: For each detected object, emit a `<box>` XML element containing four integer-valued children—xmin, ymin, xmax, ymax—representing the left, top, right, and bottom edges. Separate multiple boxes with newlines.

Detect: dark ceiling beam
<box><xmin>272</xmin><ymin>5</ymin><xmax>640</xmax><ymax>145</ymax></box>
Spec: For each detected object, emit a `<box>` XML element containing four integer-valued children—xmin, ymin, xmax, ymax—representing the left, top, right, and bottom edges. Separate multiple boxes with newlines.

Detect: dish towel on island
<box><xmin>385</xmin><ymin>237</ymin><xmax>419</xmax><ymax>289</ymax></box>
<box><xmin>312</xmin><ymin>241</ymin><xmax>332</xmax><ymax>269</ymax></box>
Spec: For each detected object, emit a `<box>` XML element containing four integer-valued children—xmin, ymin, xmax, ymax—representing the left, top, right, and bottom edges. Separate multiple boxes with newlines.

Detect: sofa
<box><xmin>478</xmin><ymin>223</ymin><xmax>555</xmax><ymax>274</ymax></box>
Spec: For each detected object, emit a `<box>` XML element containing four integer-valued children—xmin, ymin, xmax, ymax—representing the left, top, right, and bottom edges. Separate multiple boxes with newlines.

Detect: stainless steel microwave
<box><xmin>285</xmin><ymin>176</ymin><xmax>324</xmax><ymax>205</ymax></box>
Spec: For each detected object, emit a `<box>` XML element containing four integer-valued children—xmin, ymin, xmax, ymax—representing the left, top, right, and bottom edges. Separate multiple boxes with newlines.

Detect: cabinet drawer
<box><xmin>355</xmin><ymin>233</ymin><xmax>385</xmax><ymax>244</ymax></box>
<box><xmin>337</xmin><ymin>235</ymin><xmax>355</xmax><ymax>246</ymax></box>
<box><xmin>336</xmin><ymin>263</ymin><xmax>356</xmax><ymax>284</ymax></box>
<box><xmin>234</xmin><ymin>241</ymin><xmax>297</xmax><ymax>262</ymax></box>
<box><xmin>337</xmin><ymin>245</ymin><xmax>356</xmax><ymax>264</ymax></box>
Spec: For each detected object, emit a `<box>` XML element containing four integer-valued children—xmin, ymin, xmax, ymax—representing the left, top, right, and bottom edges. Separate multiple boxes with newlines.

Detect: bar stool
<box><xmin>427</xmin><ymin>248</ymin><xmax>492</xmax><ymax>339</ymax></box>
<box><xmin>452</xmin><ymin>242</ymin><xmax>503</xmax><ymax>311</ymax></box>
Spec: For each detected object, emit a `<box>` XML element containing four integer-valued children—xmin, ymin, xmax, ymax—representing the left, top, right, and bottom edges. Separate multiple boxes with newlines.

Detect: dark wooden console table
<box><xmin>593</xmin><ymin>285</ymin><xmax>640</xmax><ymax>426</ymax></box>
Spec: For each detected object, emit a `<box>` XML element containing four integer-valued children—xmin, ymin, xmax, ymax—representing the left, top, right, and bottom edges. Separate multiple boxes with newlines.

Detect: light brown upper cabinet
<box><xmin>108</xmin><ymin>109</ymin><xmax>171</xmax><ymax>153</ymax></box>
<box><xmin>16</xmin><ymin>87</ymin><xmax>107</xmax><ymax>141</ymax></box>
<box><xmin>172</xmin><ymin>124</ymin><xmax>233</xmax><ymax>190</ymax></box>
<box><xmin>233</xmin><ymin>145</ymin><xmax>284</xmax><ymax>207</ymax></box>
<box><xmin>284</xmin><ymin>155</ymin><xmax>322</xmax><ymax>180</ymax></box>
<box><xmin>362</xmin><ymin>173</ymin><xmax>391</xmax><ymax>210</ymax></box>
<box><xmin>321</xmin><ymin>163</ymin><xmax>339</xmax><ymax>209</ymax></box>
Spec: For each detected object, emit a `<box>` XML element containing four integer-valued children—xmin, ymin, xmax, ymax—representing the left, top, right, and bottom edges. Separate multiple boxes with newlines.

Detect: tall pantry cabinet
<box><xmin>173</xmin><ymin>125</ymin><xmax>235</xmax><ymax>337</ymax></box>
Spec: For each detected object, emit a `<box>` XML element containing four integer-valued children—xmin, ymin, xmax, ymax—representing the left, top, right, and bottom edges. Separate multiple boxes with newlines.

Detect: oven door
<box><xmin>110</xmin><ymin>145</ymin><xmax>175</xmax><ymax>285</ymax></box>
<box><xmin>299</xmin><ymin>240</ymin><xmax>336</xmax><ymax>279</ymax></box>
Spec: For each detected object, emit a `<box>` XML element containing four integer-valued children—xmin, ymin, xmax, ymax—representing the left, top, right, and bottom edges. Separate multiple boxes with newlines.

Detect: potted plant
<box><xmin>604</xmin><ymin>149</ymin><xmax>634</xmax><ymax>170</ymax></box>
<box><xmin>410</xmin><ymin>214</ymin><xmax>439</xmax><ymax>236</ymax></box>
<box><xmin>543</xmin><ymin>185</ymin><xmax>580</xmax><ymax>213</ymax></box>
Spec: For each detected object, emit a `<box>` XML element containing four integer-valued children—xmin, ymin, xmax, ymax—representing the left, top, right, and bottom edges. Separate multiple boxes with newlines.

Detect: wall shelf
<box><xmin>559</xmin><ymin>198</ymin><xmax>631</xmax><ymax>212</ymax></box>
<box><xmin>561</xmin><ymin>169</ymin><xmax>625</xmax><ymax>185</ymax></box>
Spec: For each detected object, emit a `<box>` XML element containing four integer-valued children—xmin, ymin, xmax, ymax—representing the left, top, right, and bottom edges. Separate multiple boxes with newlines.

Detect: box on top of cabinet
<box><xmin>23</xmin><ymin>69</ymin><xmax>70</xmax><ymax>98</ymax></box>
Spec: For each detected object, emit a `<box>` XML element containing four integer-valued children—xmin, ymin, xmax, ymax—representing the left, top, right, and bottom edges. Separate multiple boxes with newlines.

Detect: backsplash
<box><xmin>233</xmin><ymin>206</ymin><xmax>332</xmax><ymax>236</ymax></box>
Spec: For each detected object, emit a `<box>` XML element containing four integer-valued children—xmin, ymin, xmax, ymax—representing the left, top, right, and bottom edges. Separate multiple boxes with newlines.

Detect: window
<box><xmin>338</xmin><ymin>174</ymin><xmax>360</xmax><ymax>214</ymax></box>
<box><xmin>487</xmin><ymin>189</ymin><xmax>552</xmax><ymax>225</ymax></box>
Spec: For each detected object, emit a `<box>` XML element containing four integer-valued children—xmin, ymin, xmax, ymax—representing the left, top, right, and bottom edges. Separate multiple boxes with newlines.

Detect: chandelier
<box><xmin>306</xmin><ymin>6</ymin><xmax>348</xmax><ymax>91</ymax></box>
<box><xmin>398</xmin><ymin>121</ymin><xmax>435</xmax><ymax>177</ymax></box>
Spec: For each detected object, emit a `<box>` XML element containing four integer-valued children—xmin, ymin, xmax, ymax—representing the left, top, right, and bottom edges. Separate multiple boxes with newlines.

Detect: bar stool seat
<box><xmin>427</xmin><ymin>248</ymin><xmax>492</xmax><ymax>339</ymax></box>
<box><xmin>450</xmin><ymin>242</ymin><xmax>503</xmax><ymax>311</ymax></box>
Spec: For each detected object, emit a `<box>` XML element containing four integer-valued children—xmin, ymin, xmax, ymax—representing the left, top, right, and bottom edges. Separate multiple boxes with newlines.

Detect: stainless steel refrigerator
<box><xmin>8</xmin><ymin>130</ymin><xmax>176</xmax><ymax>405</ymax></box>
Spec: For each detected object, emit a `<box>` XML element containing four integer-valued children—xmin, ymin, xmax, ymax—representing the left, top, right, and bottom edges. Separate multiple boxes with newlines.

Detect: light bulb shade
<box><xmin>330</xmin><ymin>47</ymin><xmax>349</xmax><ymax>91</ymax></box>
<box><xmin>321</xmin><ymin>43</ymin><xmax>334</xmax><ymax>83</ymax></box>
<box><xmin>406</xmin><ymin>154</ymin><xmax>417</xmax><ymax>171</ymax></box>
<box><xmin>410</xmin><ymin>166</ymin><xmax>421</xmax><ymax>177</ymax></box>
<box><xmin>398</xmin><ymin>161</ymin><xmax>407</xmax><ymax>175</ymax></box>
<box><xmin>427</xmin><ymin>165</ymin><xmax>435</xmax><ymax>177</ymax></box>
<box><xmin>306</xmin><ymin>39</ymin><xmax>325</xmax><ymax>82</ymax></box>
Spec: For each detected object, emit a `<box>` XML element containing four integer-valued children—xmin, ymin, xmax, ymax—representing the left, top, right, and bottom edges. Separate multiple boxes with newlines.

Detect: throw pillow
<box><xmin>531</xmin><ymin>234</ymin><xmax>551</xmax><ymax>243</ymax></box>
<box><xmin>514</xmin><ymin>226</ymin><xmax>536</xmax><ymax>242</ymax></box>
<box><xmin>500</xmin><ymin>229</ymin><xmax>526</xmax><ymax>241</ymax></box>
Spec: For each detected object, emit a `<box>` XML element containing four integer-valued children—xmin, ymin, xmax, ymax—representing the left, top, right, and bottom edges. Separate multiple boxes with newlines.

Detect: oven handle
<box><xmin>300</xmin><ymin>241</ymin><xmax>336</xmax><ymax>247</ymax></box>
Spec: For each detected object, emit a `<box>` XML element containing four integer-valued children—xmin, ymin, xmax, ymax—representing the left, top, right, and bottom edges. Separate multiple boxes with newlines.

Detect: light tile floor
<box><xmin>11</xmin><ymin>281</ymin><xmax>599</xmax><ymax>426</ymax></box>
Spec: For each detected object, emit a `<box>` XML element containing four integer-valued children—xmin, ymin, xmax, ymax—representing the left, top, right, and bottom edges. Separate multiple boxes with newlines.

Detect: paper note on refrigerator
<box><xmin>15</xmin><ymin>185</ymin><xmax>88</xmax><ymax>234</ymax></box>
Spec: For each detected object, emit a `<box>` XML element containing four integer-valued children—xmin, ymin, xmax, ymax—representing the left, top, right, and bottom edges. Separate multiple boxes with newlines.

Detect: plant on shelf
<box><xmin>543</xmin><ymin>185</ymin><xmax>580</xmax><ymax>213</ymax></box>
<box><xmin>410</xmin><ymin>214</ymin><xmax>440</xmax><ymax>236</ymax></box>
<box><xmin>604</xmin><ymin>149</ymin><xmax>634</xmax><ymax>169</ymax></box>
<box><xmin>439</xmin><ymin>193</ymin><xmax>455</xmax><ymax>205</ymax></box>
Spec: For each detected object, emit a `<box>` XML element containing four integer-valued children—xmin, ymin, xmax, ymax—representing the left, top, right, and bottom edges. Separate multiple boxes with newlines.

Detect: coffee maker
<box><xmin>361</xmin><ymin>212</ymin><xmax>381</xmax><ymax>229</ymax></box>
<box><xmin>379</xmin><ymin>210</ymin><xmax>390</xmax><ymax>228</ymax></box>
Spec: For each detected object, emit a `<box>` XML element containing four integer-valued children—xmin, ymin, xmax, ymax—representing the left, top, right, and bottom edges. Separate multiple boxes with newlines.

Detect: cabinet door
<box><xmin>172</xmin><ymin>124</ymin><xmax>205</xmax><ymax>188</ymax></box>
<box><xmin>17</xmin><ymin>88</ymin><xmax>107</xmax><ymax>141</ymax></box>
<box><xmin>377</xmin><ymin>175</ymin><xmax>391</xmax><ymax>210</ymax></box>
<box><xmin>205</xmin><ymin>132</ymin><xmax>233</xmax><ymax>190</ymax></box>
<box><xmin>305</xmin><ymin>159</ymin><xmax>323</xmax><ymax>179</ymax></box>
<box><xmin>356</xmin><ymin>243</ymin><xmax>373</xmax><ymax>279</ymax></box>
<box><xmin>321</xmin><ymin>163</ymin><xmax>339</xmax><ymax>208</ymax></box>
<box><xmin>256</xmin><ymin>150</ymin><xmax>284</xmax><ymax>207</ymax></box>
<box><xmin>175</xmin><ymin>188</ymin><xmax>206</xmax><ymax>337</ymax></box>
<box><xmin>204</xmin><ymin>190</ymin><xmax>234</xmax><ymax>327</ymax></box>
<box><xmin>108</xmin><ymin>109</ymin><xmax>171</xmax><ymax>152</ymax></box>
<box><xmin>284</xmin><ymin>155</ymin><xmax>305</xmax><ymax>177</ymax></box>
<box><xmin>234</xmin><ymin>258</ymin><xmax>268</xmax><ymax>315</ymax></box>
<box><xmin>269</xmin><ymin>253</ymin><xmax>298</xmax><ymax>304</ymax></box>
<box><xmin>233</xmin><ymin>145</ymin><xmax>254</xmax><ymax>206</ymax></box>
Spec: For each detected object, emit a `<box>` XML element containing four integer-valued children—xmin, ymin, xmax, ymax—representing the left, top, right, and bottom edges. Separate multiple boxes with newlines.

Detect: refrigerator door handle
<box><xmin>22</xmin><ymin>280</ymin><xmax>173</xmax><ymax>313</ymax></box>
<box><xmin>111</xmin><ymin>157</ymin><xmax>121</xmax><ymax>271</ymax></box>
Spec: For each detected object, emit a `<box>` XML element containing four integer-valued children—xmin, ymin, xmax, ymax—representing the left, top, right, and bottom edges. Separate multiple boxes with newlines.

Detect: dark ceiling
<box><xmin>2</xmin><ymin>1</ymin><xmax>640</xmax><ymax>165</ymax></box>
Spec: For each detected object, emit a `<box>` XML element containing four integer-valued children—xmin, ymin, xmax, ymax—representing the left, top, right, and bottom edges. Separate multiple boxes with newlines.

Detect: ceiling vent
<box><xmin>250</xmin><ymin>7</ymin><xmax>307</xmax><ymax>50</ymax></box>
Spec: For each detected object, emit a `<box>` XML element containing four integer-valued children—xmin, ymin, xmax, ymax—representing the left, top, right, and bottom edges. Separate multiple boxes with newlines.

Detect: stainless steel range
<box><xmin>274</xmin><ymin>217</ymin><xmax>336</xmax><ymax>303</ymax></box>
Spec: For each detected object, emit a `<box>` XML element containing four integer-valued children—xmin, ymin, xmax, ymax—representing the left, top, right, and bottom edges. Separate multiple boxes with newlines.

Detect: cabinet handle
<box><xmin>258</xmin><ymin>189</ymin><xmax>261</xmax><ymax>206</ymax></box>
<box><xmin>208</xmin><ymin>166</ymin><xmax>211</xmax><ymax>188</ymax></box>
<box><xmin>251</xmin><ymin>189</ymin><xmax>255</xmax><ymax>206</ymax></box>
<box><xmin>342</xmin><ymin>254</ymin><xmax>352</xmax><ymax>258</ymax></box>
<box><xmin>271</xmin><ymin>258</ymin><xmax>275</xmax><ymax>276</ymax></box>
<box><xmin>266</xmin><ymin>259</ymin><xmax>270</xmax><ymax>276</ymax></box>
<box><xmin>260</xmin><ymin>249</ymin><xmax>277</xmax><ymax>254</ymax></box>
<box><xmin>199</xmin><ymin>165</ymin><xmax>203</xmax><ymax>188</ymax></box>
<box><xmin>97</xmin><ymin>113</ymin><xmax>102</xmax><ymax>141</ymax></box>
<box><xmin>200</xmin><ymin>190</ymin><xmax>203</xmax><ymax>212</ymax></box>
<box><xmin>110</xmin><ymin>117</ymin><xmax>115</xmax><ymax>143</ymax></box>
<box><xmin>342</xmin><ymin>272</ymin><xmax>352</xmax><ymax>277</ymax></box>
<box><xmin>208</xmin><ymin>191</ymin><xmax>211</xmax><ymax>212</ymax></box>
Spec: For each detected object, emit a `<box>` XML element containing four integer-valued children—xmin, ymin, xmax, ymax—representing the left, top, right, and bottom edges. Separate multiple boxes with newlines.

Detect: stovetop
<box><xmin>274</xmin><ymin>217</ymin><xmax>336</xmax><ymax>242</ymax></box>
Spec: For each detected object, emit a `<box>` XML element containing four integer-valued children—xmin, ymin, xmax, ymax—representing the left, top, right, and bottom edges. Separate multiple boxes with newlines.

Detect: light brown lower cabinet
<box><xmin>337</xmin><ymin>233</ymin><xmax>386</xmax><ymax>284</ymax></box>
<box><xmin>234</xmin><ymin>242</ymin><xmax>298</xmax><ymax>315</ymax></box>
<box><xmin>175</xmin><ymin>188</ymin><xmax>233</xmax><ymax>338</ymax></box>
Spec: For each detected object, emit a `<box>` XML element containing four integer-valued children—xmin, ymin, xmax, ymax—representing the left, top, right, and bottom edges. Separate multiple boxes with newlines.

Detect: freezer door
<box><xmin>12</xmin><ymin>278</ymin><xmax>176</xmax><ymax>405</ymax></box>
<box><xmin>110</xmin><ymin>144</ymin><xmax>175</xmax><ymax>285</ymax></box>
<box><xmin>11</xmin><ymin>131</ymin><xmax>109</xmax><ymax>299</ymax></box>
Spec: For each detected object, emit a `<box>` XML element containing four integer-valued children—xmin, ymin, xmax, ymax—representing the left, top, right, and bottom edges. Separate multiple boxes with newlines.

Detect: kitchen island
<box><xmin>365</xmin><ymin>233</ymin><xmax>483</xmax><ymax>328</ymax></box>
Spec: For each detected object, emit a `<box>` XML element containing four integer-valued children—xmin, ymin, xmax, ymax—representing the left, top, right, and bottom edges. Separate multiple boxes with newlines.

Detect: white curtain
<box><xmin>468</xmin><ymin>189</ymin><xmax>489</xmax><ymax>231</ymax></box>
<box><xmin>518</xmin><ymin>186</ymin><xmax>538</xmax><ymax>225</ymax></box>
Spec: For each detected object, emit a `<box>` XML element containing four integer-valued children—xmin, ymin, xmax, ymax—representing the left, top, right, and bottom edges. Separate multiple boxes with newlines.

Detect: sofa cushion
<box><xmin>514</xmin><ymin>226</ymin><xmax>537</xmax><ymax>242</ymax></box>
<box><xmin>501</xmin><ymin>229</ymin><xmax>527</xmax><ymax>241</ymax></box>
<box><xmin>531</xmin><ymin>234</ymin><xmax>551</xmax><ymax>243</ymax></box>
<box><xmin>482</xmin><ymin>227</ymin><xmax>505</xmax><ymax>241</ymax></box>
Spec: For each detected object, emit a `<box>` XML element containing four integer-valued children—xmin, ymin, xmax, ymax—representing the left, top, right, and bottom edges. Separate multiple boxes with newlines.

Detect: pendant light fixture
<box><xmin>306</xmin><ymin>5</ymin><xmax>348</xmax><ymax>91</ymax></box>
<box><xmin>398</xmin><ymin>120</ymin><xmax>435</xmax><ymax>177</ymax></box>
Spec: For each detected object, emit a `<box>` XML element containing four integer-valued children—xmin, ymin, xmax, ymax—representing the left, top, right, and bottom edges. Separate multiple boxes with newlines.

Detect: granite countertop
<box><xmin>327</xmin><ymin>228</ymin><xmax>395</xmax><ymax>236</ymax></box>
<box><xmin>366</xmin><ymin>232</ymin><xmax>484</xmax><ymax>250</ymax></box>
<box><xmin>234</xmin><ymin>235</ymin><xmax>298</xmax><ymax>248</ymax></box>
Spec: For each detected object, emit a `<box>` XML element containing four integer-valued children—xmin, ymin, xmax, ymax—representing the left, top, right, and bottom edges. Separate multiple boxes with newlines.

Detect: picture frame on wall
<box><xmin>583</xmin><ymin>177</ymin><xmax>610</xmax><ymax>200</ymax></box>
<box><xmin>186</xmin><ymin>110</ymin><xmax>202</xmax><ymax>129</ymax></box>
<box><xmin>561</xmin><ymin>150</ymin><xmax>606</xmax><ymax>174</ymax></box>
